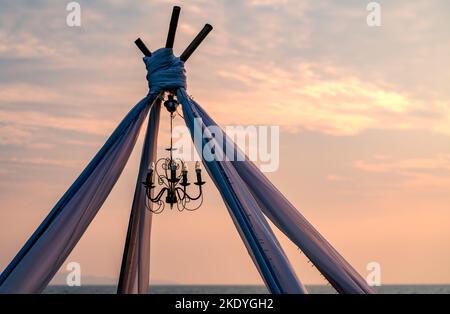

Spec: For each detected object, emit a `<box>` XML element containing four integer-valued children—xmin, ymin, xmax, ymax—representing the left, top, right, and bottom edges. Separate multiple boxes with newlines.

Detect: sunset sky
<box><xmin>1</xmin><ymin>0</ymin><xmax>449</xmax><ymax>286</ymax></box>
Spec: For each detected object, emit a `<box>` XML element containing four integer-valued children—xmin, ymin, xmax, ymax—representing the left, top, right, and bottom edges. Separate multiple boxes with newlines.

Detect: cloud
<box><xmin>0</xmin><ymin>156</ymin><xmax>81</xmax><ymax>168</ymax></box>
<box><xmin>353</xmin><ymin>154</ymin><xmax>450</xmax><ymax>188</ymax></box>
<box><xmin>0</xmin><ymin>31</ymin><xmax>60</xmax><ymax>60</ymax></box>
<box><xmin>249</xmin><ymin>0</ymin><xmax>290</xmax><ymax>6</ymax></box>
<box><xmin>204</xmin><ymin>60</ymin><xmax>450</xmax><ymax>136</ymax></box>
<box><xmin>326</xmin><ymin>174</ymin><xmax>350</xmax><ymax>182</ymax></box>
<box><xmin>0</xmin><ymin>124</ymin><xmax>34</xmax><ymax>146</ymax></box>
<box><xmin>354</xmin><ymin>154</ymin><xmax>450</xmax><ymax>173</ymax></box>
<box><xmin>2</xmin><ymin>0</ymin><xmax>450</xmax><ymax>138</ymax></box>
<box><xmin>0</xmin><ymin>83</ymin><xmax>69</xmax><ymax>105</ymax></box>
<box><xmin>0</xmin><ymin>109</ymin><xmax>115</xmax><ymax>137</ymax></box>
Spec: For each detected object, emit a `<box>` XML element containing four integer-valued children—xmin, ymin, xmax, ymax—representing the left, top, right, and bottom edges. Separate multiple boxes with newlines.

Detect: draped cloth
<box><xmin>178</xmin><ymin>89</ymin><xmax>306</xmax><ymax>294</ymax></box>
<box><xmin>117</xmin><ymin>101</ymin><xmax>161</xmax><ymax>294</ymax></box>
<box><xmin>0</xmin><ymin>96</ymin><xmax>155</xmax><ymax>294</ymax></box>
<box><xmin>178</xmin><ymin>96</ymin><xmax>374</xmax><ymax>294</ymax></box>
<box><xmin>0</xmin><ymin>47</ymin><xmax>373</xmax><ymax>294</ymax></box>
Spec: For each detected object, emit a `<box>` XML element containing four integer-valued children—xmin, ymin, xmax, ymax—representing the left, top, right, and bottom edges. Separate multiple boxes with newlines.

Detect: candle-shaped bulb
<box><xmin>181</xmin><ymin>163</ymin><xmax>188</xmax><ymax>186</ymax></box>
<box><xmin>195</xmin><ymin>161</ymin><xmax>203</xmax><ymax>184</ymax></box>
<box><xmin>146</xmin><ymin>162</ymin><xmax>155</xmax><ymax>187</ymax></box>
<box><xmin>170</xmin><ymin>161</ymin><xmax>177</xmax><ymax>182</ymax></box>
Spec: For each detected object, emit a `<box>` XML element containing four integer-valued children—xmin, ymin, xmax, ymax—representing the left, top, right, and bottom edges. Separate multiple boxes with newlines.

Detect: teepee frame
<box><xmin>117</xmin><ymin>6</ymin><xmax>213</xmax><ymax>294</ymax></box>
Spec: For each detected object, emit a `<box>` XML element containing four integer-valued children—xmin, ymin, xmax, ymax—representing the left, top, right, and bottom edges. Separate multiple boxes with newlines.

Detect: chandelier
<box><xmin>142</xmin><ymin>93</ymin><xmax>205</xmax><ymax>214</ymax></box>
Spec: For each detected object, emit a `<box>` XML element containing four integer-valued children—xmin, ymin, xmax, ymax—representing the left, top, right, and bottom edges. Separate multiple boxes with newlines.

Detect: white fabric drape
<box><xmin>179</xmin><ymin>89</ymin><xmax>307</xmax><ymax>294</ymax></box>
<box><xmin>0</xmin><ymin>97</ymin><xmax>153</xmax><ymax>294</ymax></box>
<box><xmin>183</xmin><ymin>97</ymin><xmax>374</xmax><ymax>294</ymax></box>
<box><xmin>117</xmin><ymin>101</ymin><xmax>161</xmax><ymax>294</ymax></box>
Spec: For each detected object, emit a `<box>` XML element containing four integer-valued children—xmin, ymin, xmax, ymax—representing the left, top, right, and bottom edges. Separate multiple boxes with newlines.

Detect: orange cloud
<box><xmin>354</xmin><ymin>155</ymin><xmax>450</xmax><ymax>188</ymax></box>
<box><xmin>201</xmin><ymin>59</ymin><xmax>450</xmax><ymax>137</ymax></box>
<box><xmin>0</xmin><ymin>109</ymin><xmax>115</xmax><ymax>136</ymax></box>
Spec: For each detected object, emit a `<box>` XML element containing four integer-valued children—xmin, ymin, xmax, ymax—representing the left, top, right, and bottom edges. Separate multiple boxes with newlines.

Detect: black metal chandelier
<box><xmin>142</xmin><ymin>93</ymin><xmax>205</xmax><ymax>214</ymax></box>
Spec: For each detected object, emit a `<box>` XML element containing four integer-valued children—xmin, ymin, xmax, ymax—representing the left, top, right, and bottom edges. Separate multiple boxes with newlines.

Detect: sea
<box><xmin>43</xmin><ymin>285</ymin><xmax>450</xmax><ymax>294</ymax></box>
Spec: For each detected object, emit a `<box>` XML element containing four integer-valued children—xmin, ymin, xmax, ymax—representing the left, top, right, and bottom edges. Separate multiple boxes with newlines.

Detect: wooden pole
<box><xmin>179</xmin><ymin>24</ymin><xmax>213</xmax><ymax>62</ymax></box>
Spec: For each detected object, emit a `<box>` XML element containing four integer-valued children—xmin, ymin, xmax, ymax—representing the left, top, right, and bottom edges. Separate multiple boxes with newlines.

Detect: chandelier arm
<box><xmin>164</xmin><ymin>163</ymin><xmax>170</xmax><ymax>184</ymax></box>
<box><xmin>175</xmin><ymin>189</ymin><xmax>186</xmax><ymax>212</ymax></box>
<box><xmin>184</xmin><ymin>184</ymin><xmax>203</xmax><ymax>201</ymax></box>
<box><xmin>144</xmin><ymin>187</ymin><xmax>152</xmax><ymax>199</ymax></box>
<box><xmin>148</xmin><ymin>187</ymin><xmax>167</xmax><ymax>203</ymax></box>
<box><xmin>146</xmin><ymin>197</ymin><xmax>165</xmax><ymax>214</ymax></box>
<box><xmin>155</xmin><ymin>158</ymin><xmax>170</xmax><ymax>188</ymax></box>
<box><xmin>175</xmin><ymin>199</ymin><xmax>182</xmax><ymax>212</ymax></box>
<box><xmin>175</xmin><ymin>187</ymin><xmax>187</xmax><ymax>200</ymax></box>
<box><xmin>156</xmin><ymin>174</ymin><xmax>170</xmax><ymax>188</ymax></box>
<box><xmin>183</xmin><ymin>194</ymin><xmax>203</xmax><ymax>211</ymax></box>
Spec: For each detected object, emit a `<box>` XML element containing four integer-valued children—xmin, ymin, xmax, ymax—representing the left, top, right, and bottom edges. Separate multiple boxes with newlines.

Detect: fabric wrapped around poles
<box><xmin>144</xmin><ymin>48</ymin><xmax>187</xmax><ymax>92</ymax></box>
<box><xmin>0</xmin><ymin>96</ymin><xmax>155</xmax><ymax>294</ymax></box>
<box><xmin>178</xmin><ymin>89</ymin><xmax>307</xmax><ymax>294</ymax></box>
<box><xmin>182</xmin><ymin>98</ymin><xmax>374</xmax><ymax>294</ymax></box>
<box><xmin>117</xmin><ymin>101</ymin><xmax>161</xmax><ymax>294</ymax></box>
